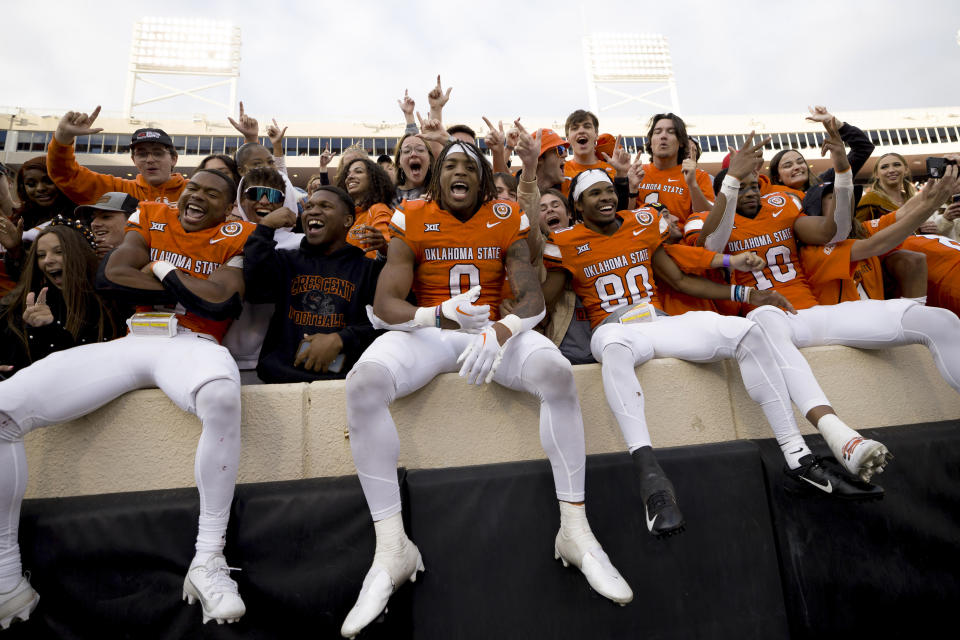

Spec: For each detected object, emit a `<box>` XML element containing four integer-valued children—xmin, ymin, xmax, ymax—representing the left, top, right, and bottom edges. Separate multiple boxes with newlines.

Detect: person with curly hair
<box><xmin>337</xmin><ymin>158</ymin><xmax>395</xmax><ymax>259</ymax></box>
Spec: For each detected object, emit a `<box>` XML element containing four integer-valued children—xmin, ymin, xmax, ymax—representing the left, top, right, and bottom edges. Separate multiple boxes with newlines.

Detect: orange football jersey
<box><xmin>799</xmin><ymin>241</ymin><xmax>884</xmax><ymax>305</ymax></box>
<box><xmin>635</xmin><ymin>163</ymin><xmax>714</xmax><ymax>223</ymax></box>
<box><xmin>686</xmin><ymin>192</ymin><xmax>820</xmax><ymax>310</ymax></box>
<box><xmin>347</xmin><ymin>203</ymin><xmax>393</xmax><ymax>259</ymax></box>
<box><xmin>544</xmin><ymin>206</ymin><xmax>678</xmax><ymax>328</ymax></box>
<box><xmin>389</xmin><ymin>198</ymin><xmax>529</xmax><ymax>320</ymax></box>
<box><xmin>902</xmin><ymin>234</ymin><xmax>960</xmax><ymax>314</ymax></box>
<box><xmin>126</xmin><ymin>202</ymin><xmax>255</xmax><ymax>342</ymax></box>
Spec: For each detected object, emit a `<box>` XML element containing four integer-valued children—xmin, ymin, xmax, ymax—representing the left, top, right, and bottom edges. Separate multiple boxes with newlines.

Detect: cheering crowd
<box><xmin>1</xmin><ymin>75</ymin><xmax>959</xmax><ymax>635</ymax></box>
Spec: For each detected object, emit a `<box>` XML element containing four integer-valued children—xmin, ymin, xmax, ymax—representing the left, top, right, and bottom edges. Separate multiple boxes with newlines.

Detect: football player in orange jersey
<box><xmin>543</xmin><ymin>169</ymin><xmax>880</xmax><ymax>536</ymax></box>
<box><xmin>696</xmin><ymin>133</ymin><xmax>960</xmax><ymax>488</ymax></box>
<box><xmin>901</xmin><ymin>233</ymin><xmax>960</xmax><ymax>315</ymax></box>
<box><xmin>340</xmin><ymin>142</ymin><xmax>632</xmax><ymax>639</ymax></box>
<box><xmin>0</xmin><ymin>169</ymin><xmax>253</xmax><ymax>627</ymax></box>
<box><xmin>634</xmin><ymin>113</ymin><xmax>714</xmax><ymax>222</ymax></box>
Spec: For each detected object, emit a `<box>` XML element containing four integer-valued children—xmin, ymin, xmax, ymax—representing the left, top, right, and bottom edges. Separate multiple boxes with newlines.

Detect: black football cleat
<box><xmin>785</xmin><ymin>454</ymin><xmax>884</xmax><ymax>501</ymax></box>
<box><xmin>632</xmin><ymin>446</ymin><xmax>686</xmax><ymax>537</ymax></box>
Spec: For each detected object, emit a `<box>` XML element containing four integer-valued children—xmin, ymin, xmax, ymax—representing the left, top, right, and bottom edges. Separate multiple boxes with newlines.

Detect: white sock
<box><xmin>779</xmin><ymin>434</ymin><xmax>812</xmax><ymax>470</ymax></box>
<box><xmin>193</xmin><ymin>515</ymin><xmax>229</xmax><ymax>566</ymax></box>
<box><xmin>816</xmin><ymin>414</ymin><xmax>860</xmax><ymax>457</ymax></box>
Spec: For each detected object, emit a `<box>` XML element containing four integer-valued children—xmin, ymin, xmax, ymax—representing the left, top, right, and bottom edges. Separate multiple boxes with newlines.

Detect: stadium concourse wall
<box><xmin>23</xmin><ymin>343</ymin><xmax>960</xmax><ymax>500</ymax></box>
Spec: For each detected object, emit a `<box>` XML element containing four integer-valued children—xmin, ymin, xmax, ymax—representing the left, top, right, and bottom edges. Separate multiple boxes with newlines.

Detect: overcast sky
<box><xmin>3</xmin><ymin>0</ymin><xmax>959</xmax><ymax>124</ymax></box>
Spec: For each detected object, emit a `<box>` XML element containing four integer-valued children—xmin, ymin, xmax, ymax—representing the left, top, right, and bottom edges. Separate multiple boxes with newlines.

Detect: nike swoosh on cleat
<box><xmin>645</xmin><ymin>507</ymin><xmax>658</xmax><ymax>531</ymax></box>
<box><xmin>799</xmin><ymin>476</ymin><xmax>833</xmax><ymax>493</ymax></box>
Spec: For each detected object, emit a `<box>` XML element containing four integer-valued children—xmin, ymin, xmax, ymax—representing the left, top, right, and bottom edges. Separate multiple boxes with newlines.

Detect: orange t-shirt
<box><xmin>562</xmin><ymin>160</ymin><xmax>617</xmax><ymax>196</ymax></box>
<box><xmin>902</xmin><ymin>234</ymin><xmax>960</xmax><ymax>315</ymax></box>
<box><xmin>389</xmin><ymin>198</ymin><xmax>529</xmax><ymax>321</ymax></box>
<box><xmin>544</xmin><ymin>206</ymin><xmax>693</xmax><ymax>328</ymax></box>
<box><xmin>126</xmin><ymin>202</ymin><xmax>255</xmax><ymax>342</ymax></box>
<box><xmin>347</xmin><ymin>202</ymin><xmax>393</xmax><ymax>259</ymax></box>
<box><xmin>635</xmin><ymin>163</ymin><xmax>715</xmax><ymax>223</ymax></box>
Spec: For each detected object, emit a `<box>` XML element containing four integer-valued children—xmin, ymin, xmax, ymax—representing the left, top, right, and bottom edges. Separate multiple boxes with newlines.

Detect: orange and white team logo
<box><xmin>219</xmin><ymin>221</ymin><xmax>244</xmax><ymax>237</ymax></box>
<box><xmin>492</xmin><ymin>203</ymin><xmax>512</xmax><ymax>219</ymax></box>
<box><xmin>634</xmin><ymin>209</ymin><xmax>655</xmax><ymax>226</ymax></box>
<box><xmin>766</xmin><ymin>195</ymin><xmax>786</xmax><ymax>208</ymax></box>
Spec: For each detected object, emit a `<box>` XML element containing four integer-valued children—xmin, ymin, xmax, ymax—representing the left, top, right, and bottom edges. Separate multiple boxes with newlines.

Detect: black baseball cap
<box><xmin>130</xmin><ymin>128</ymin><xmax>174</xmax><ymax>150</ymax></box>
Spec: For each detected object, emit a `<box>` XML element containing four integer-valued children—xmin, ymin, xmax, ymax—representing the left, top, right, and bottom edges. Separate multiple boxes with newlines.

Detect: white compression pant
<box><xmin>345</xmin><ymin>327</ymin><xmax>587</xmax><ymax>520</ymax></box>
<box><xmin>749</xmin><ymin>299</ymin><xmax>960</xmax><ymax>414</ymax></box>
<box><xmin>0</xmin><ymin>333</ymin><xmax>241</xmax><ymax>586</ymax></box>
<box><xmin>589</xmin><ymin>311</ymin><xmax>801</xmax><ymax>453</ymax></box>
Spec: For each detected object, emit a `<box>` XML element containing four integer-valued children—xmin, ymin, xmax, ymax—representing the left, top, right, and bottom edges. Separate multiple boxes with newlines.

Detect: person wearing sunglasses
<box><xmin>222</xmin><ymin>168</ymin><xmax>304</xmax><ymax>383</ymax></box>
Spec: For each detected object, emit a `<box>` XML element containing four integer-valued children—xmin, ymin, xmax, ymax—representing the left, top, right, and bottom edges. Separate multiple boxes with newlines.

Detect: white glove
<box><xmin>457</xmin><ymin>325</ymin><xmax>504</xmax><ymax>385</ymax></box>
<box><xmin>439</xmin><ymin>285</ymin><xmax>489</xmax><ymax>333</ymax></box>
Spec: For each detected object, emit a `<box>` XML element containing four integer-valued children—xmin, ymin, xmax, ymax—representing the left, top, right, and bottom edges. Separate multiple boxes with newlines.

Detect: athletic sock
<box><xmin>779</xmin><ymin>434</ymin><xmax>812</xmax><ymax>470</ymax></box>
<box><xmin>193</xmin><ymin>515</ymin><xmax>229</xmax><ymax>565</ymax></box>
<box><xmin>373</xmin><ymin>512</ymin><xmax>409</xmax><ymax>558</ymax></box>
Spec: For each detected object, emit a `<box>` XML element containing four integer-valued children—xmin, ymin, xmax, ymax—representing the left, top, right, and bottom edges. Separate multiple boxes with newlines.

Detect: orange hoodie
<box><xmin>46</xmin><ymin>138</ymin><xmax>186</xmax><ymax>207</ymax></box>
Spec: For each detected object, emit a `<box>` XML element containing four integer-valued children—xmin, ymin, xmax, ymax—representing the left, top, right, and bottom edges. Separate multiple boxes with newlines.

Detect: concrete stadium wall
<box><xmin>23</xmin><ymin>344</ymin><xmax>960</xmax><ymax>499</ymax></box>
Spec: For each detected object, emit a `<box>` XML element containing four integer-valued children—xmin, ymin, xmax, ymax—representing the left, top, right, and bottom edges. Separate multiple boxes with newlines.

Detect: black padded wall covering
<box><xmin>7</xmin><ymin>421</ymin><xmax>958</xmax><ymax>639</ymax></box>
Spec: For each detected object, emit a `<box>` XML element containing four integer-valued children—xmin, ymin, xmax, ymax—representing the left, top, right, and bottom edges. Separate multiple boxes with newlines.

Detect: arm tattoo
<box><xmin>505</xmin><ymin>239</ymin><xmax>545</xmax><ymax>318</ymax></box>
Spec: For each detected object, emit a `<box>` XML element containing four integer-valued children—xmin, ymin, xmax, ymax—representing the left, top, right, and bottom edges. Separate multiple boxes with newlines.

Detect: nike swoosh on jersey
<box><xmin>486</xmin><ymin>221</ymin><xmax>502</xmax><ymax>228</ymax></box>
<box><xmin>799</xmin><ymin>475</ymin><xmax>833</xmax><ymax>493</ymax></box>
<box><xmin>667</xmin><ymin>178</ymin><xmax>679</xmax><ymax>182</ymax></box>
<box><xmin>772</xmin><ymin>209</ymin><xmax>783</xmax><ymax>217</ymax></box>
<box><xmin>209</xmin><ymin>236</ymin><xmax>229</xmax><ymax>244</ymax></box>
<box><xmin>633</xmin><ymin>229</ymin><xmax>644</xmax><ymax>236</ymax></box>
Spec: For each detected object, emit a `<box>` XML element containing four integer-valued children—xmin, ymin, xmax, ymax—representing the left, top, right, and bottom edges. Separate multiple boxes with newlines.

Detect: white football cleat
<box><xmin>554</xmin><ymin>529</ymin><xmax>633</xmax><ymax>606</ymax></box>
<box><xmin>833</xmin><ymin>436</ymin><xmax>893</xmax><ymax>482</ymax></box>
<box><xmin>0</xmin><ymin>576</ymin><xmax>39</xmax><ymax>630</ymax></box>
<box><xmin>182</xmin><ymin>555</ymin><xmax>246</xmax><ymax>625</ymax></box>
<box><xmin>341</xmin><ymin>541</ymin><xmax>423</xmax><ymax>639</ymax></box>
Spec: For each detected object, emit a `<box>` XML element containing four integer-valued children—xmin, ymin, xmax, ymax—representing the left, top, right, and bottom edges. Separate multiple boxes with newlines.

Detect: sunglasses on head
<box><xmin>244</xmin><ymin>186</ymin><xmax>285</xmax><ymax>204</ymax></box>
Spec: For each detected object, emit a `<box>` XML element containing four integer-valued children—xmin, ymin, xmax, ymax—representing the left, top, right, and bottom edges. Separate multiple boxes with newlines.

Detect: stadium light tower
<box><xmin>582</xmin><ymin>33</ymin><xmax>680</xmax><ymax>116</ymax></box>
<box><xmin>123</xmin><ymin>17</ymin><xmax>242</xmax><ymax>119</ymax></box>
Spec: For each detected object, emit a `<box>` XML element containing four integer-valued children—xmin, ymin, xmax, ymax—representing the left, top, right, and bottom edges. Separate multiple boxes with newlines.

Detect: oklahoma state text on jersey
<box><xmin>126</xmin><ymin>202</ymin><xmax>255</xmax><ymax>342</ymax></box>
<box><xmin>389</xmin><ymin>198</ymin><xmax>529</xmax><ymax>320</ymax></box>
<box><xmin>543</xmin><ymin>205</ymin><xmax>713</xmax><ymax>328</ymax></box>
<box><xmin>635</xmin><ymin>163</ymin><xmax>714</xmax><ymax>223</ymax></box>
<box><xmin>687</xmin><ymin>192</ymin><xmax>820</xmax><ymax>310</ymax></box>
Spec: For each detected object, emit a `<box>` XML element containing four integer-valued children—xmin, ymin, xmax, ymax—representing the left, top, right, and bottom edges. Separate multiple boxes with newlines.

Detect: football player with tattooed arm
<box><xmin>0</xmin><ymin>169</ymin><xmax>252</xmax><ymax>628</ymax></box>
<box><xmin>693</xmin><ymin>124</ymin><xmax>960</xmax><ymax>490</ymax></box>
<box><xmin>339</xmin><ymin>140</ymin><xmax>632</xmax><ymax>639</ymax></box>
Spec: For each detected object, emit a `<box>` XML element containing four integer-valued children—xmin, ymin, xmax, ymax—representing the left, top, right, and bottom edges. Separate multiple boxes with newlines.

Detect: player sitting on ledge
<box><xmin>340</xmin><ymin>140</ymin><xmax>632</xmax><ymax>639</ymax></box>
<box><xmin>0</xmin><ymin>169</ymin><xmax>252</xmax><ymax>628</ymax></box>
